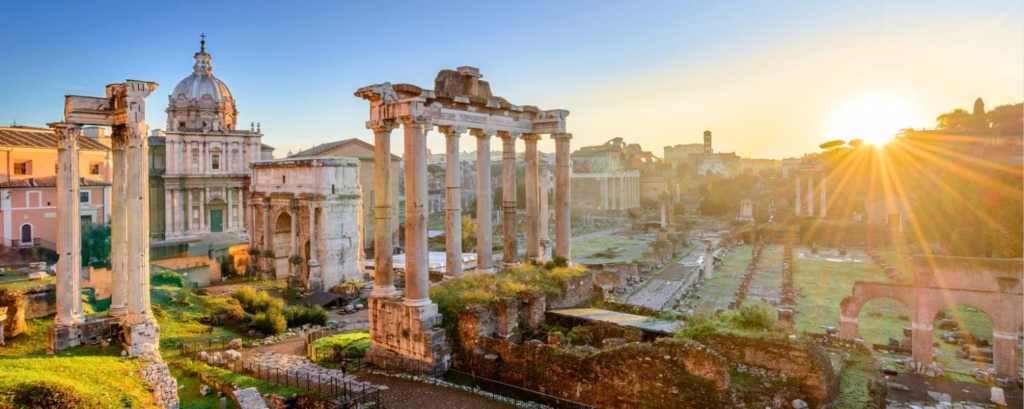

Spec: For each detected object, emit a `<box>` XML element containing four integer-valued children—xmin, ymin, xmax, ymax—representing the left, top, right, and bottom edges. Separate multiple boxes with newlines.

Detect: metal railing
<box><xmin>238</xmin><ymin>360</ymin><xmax>384</xmax><ymax>407</ymax></box>
<box><xmin>177</xmin><ymin>337</ymin><xmax>234</xmax><ymax>359</ymax></box>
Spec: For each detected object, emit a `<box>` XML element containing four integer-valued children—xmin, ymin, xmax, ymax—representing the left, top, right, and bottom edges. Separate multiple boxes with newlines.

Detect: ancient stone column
<box><xmin>500</xmin><ymin>132</ymin><xmax>518</xmax><ymax>265</ymax></box>
<box><xmin>911</xmin><ymin>320</ymin><xmax>934</xmax><ymax>366</ymax></box>
<box><xmin>993</xmin><ymin>328</ymin><xmax>1020</xmax><ymax>377</ymax></box>
<box><xmin>523</xmin><ymin>134</ymin><xmax>541</xmax><ymax>261</ymax></box>
<box><xmin>794</xmin><ymin>173</ymin><xmax>802</xmax><ymax>216</ymax></box>
<box><xmin>703</xmin><ymin>239</ymin><xmax>714</xmax><ymax>279</ymax></box>
<box><xmin>50</xmin><ymin>123</ymin><xmax>85</xmax><ymax>327</ymax></box>
<box><xmin>199</xmin><ymin>189</ymin><xmax>207</xmax><ymax>231</ymax></box>
<box><xmin>186</xmin><ymin>189</ymin><xmax>193</xmax><ymax>232</ymax></box>
<box><xmin>441</xmin><ymin>126</ymin><xmax>464</xmax><ymax>277</ymax></box>
<box><xmin>371</xmin><ymin>122</ymin><xmax>399</xmax><ymax>297</ymax></box>
<box><xmin>660</xmin><ymin>202</ymin><xmax>667</xmax><ymax>226</ymax></box>
<box><xmin>309</xmin><ymin>160</ymin><xmax>322</xmax><ymax>289</ymax></box>
<box><xmin>125</xmin><ymin>120</ymin><xmax>154</xmax><ymax>327</ymax></box>
<box><xmin>402</xmin><ymin>118</ymin><xmax>431</xmax><ymax>307</ymax></box>
<box><xmin>807</xmin><ymin>174</ymin><xmax>814</xmax><ymax>216</ymax></box>
<box><xmin>539</xmin><ymin>169</ymin><xmax>552</xmax><ymax>261</ymax></box>
<box><xmin>819</xmin><ymin>171</ymin><xmax>827</xmax><ymax>217</ymax></box>
<box><xmin>552</xmin><ymin>133</ymin><xmax>573</xmax><ymax>263</ymax></box>
<box><xmin>262</xmin><ymin>196</ymin><xmax>273</xmax><ymax>273</ymax></box>
<box><xmin>601</xmin><ymin>178</ymin><xmax>609</xmax><ymax>209</ymax></box>
<box><xmin>472</xmin><ymin>129</ymin><xmax>495</xmax><ymax>273</ymax></box>
<box><xmin>109</xmin><ymin>127</ymin><xmax>128</xmax><ymax>318</ymax></box>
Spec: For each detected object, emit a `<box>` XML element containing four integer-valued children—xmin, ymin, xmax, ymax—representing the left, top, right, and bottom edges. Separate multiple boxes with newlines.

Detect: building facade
<box><xmin>0</xmin><ymin>126</ymin><xmax>111</xmax><ymax>248</ymax></box>
<box><xmin>153</xmin><ymin>40</ymin><xmax>272</xmax><ymax>246</ymax></box>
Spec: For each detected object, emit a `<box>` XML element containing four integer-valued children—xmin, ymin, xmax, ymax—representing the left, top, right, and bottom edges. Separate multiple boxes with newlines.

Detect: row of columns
<box><xmin>794</xmin><ymin>171</ymin><xmax>827</xmax><ymax>217</ymax></box>
<box><xmin>51</xmin><ymin>121</ymin><xmax>155</xmax><ymax>329</ymax></box>
<box><xmin>164</xmin><ymin>187</ymin><xmax>246</xmax><ymax>238</ymax></box>
<box><xmin>599</xmin><ymin>175</ymin><xmax>639</xmax><ymax>210</ymax></box>
<box><xmin>370</xmin><ymin>119</ymin><xmax>572</xmax><ymax>303</ymax></box>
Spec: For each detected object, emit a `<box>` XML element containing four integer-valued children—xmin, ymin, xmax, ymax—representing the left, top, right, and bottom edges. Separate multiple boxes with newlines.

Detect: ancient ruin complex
<box><xmin>355</xmin><ymin>66</ymin><xmax>573</xmax><ymax>373</ymax></box>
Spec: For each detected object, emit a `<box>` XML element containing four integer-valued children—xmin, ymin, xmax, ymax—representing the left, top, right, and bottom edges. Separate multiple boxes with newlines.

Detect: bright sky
<box><xmin>1</xmin><ymin>1</ymin><xmax>1021</xmax><ymax>159</ymax></box>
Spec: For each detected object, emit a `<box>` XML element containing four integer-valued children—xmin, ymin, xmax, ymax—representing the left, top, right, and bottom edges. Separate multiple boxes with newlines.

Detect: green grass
<box><xmin>0</xmin><ymin>348</ymin><xmax>156</xmax><ymax>408</ymax></box>
<box><xmin>571</xmin><ymin>236</ymin><xmax>651</xmax><ymax>264</ymax></box>
<box><xmin>792</xmin><ymin>257</ymin><xmax>891</xmax><ymax>333</ymax></box>
<box><xmin>310</xmin><ymin>330</ymin><xmax>371</xmax><ymax>358</ymax></box>
<box><xmin>171</xmin><ymin>365</ymin><xmax>237</xmax><ymax>409</ymax></box>
<box><xmin>0</xmin><ymin>274</ymin><xmax>55</xmax><ymax>292</ymax></box>
<box><xmin>692</xmin><ymin>245</ymin><xmax>754</xmax><ymax>310</ymax></box>
<box><xmin>833</xmin><ymin>352</ymin><xmax>881</xmax><ymax>409</ymax></box>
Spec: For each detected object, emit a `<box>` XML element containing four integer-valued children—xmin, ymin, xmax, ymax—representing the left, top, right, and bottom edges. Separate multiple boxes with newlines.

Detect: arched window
<box><xmin>20</xmin><ymin>224</ymin><xmax>33</xmax><ymax>245</ymax></box>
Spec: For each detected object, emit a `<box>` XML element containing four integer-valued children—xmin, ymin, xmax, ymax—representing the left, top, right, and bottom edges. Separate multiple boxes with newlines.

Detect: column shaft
<box><xmin>501</xmin><ymin>133</ymin><xmax>518</xmax><ymax>264</ymax></box>
<box><xmin>402</xmin><ymin>120</ymin><xmax>430</xmax><ymax>307</ymax></box>
<box><xmin>553</xmin><ymin>133</ymin><xmax>573</xmax><ymax>262</ymax></box>
<box><xmin>807</xmin><ymin>174</ymin><xmax>814</xmax><ymax>216</ymax></box>
<box><xmin>820</xmin><ymin>172</ymin><xmax>827</xmax><ymax>217</ymax></box>
<box><xmin>126</xmin><ymin>123</ymin><xmax>153</xmax><ymax>325</ymax></box>
<box><xmin>443</xmin><ymin>128</ymin><xmax>463</xmax><ymax>277</ymax></box>
<box><xmin>539</xmin><ymin>169</ymin><xmax>552</xmax><ymax>260</ymax></box>
<box><xmin>795</xmin><ymin>173</ymin><xmax>802</xmax><ymax>216</ymax></box>
<box><xmin>523</xmin><ymin>134</ymin><xmax>540</xmax><ymax>261</ymax></box>
<box><xmin>109</xmin><ymin>130</ymin><xmax>128</xmax><ymax>318</ymax></box>
<box><xmin>371</xmin><ymin>124</ymin><xmax>398</xmax><ymax>297</ymax></box>
<box><xmin>51</xmin><ymin>123</ymin><xmax>84</xmax><ymax>326</ymax></box>
<box><xmin>474</xmin><ymin>130</ymin><xmax>494</xmax><ymax>273</ymax></box>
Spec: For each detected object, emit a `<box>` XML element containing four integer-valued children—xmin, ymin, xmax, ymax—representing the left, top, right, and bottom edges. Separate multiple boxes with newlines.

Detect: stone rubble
<box><xmin>139</xmin><ymin>354</ymin><xmax>180</xmax><ymax>409</ymax></box>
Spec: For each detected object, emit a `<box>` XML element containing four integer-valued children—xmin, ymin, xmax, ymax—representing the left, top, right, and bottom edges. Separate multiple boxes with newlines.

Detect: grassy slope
<box><xmin>571</xmin><ymin>236</ymin><xmax>652</xmax><ymax>264</ymax></box>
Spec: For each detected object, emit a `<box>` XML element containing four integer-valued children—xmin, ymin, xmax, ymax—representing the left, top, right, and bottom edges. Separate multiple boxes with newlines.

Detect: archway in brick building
<box><xmin>931</xmin><ymin>304</ymin><xmax>997</xmax><ymax>377</ymax></box>
<box><xmin>857</xmin><ymin>297</ymin><xmax>912</xmax><ymax>349</ymax></box>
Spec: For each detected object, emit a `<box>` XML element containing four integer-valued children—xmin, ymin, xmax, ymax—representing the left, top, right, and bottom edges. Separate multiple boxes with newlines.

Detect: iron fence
<box><xmin>238</xmin><ymin>360</ymin><xmax>383</xmax><ymax>408</ymax></box>
<box><xmin>177</xmin><ymin>337</ymin><xmax>233</xmax><ymax>359</ymax></box>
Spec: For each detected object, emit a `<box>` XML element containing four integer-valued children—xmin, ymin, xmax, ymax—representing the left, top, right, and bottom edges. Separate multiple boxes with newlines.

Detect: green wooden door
<box><xmin>210</xmin><ymin>209</ymin><xmax>223</xmax><ymax>232</ymax></box>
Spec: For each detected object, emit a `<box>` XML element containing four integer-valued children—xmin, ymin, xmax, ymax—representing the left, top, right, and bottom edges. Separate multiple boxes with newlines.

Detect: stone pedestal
<box><xmin>366</xmin><ymin>297</ymin><xmax>450</xmax><ymax>374</ymax></box>
<box><xmin>125</xmin><ymin>321</ymin><xmax>162</xmax><ymax>356</ymax></box>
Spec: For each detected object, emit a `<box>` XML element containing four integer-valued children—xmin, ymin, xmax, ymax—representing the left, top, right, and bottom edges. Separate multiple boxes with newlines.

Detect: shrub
<box><xmin>233</xmin><ymin>286</ymin><xmax>257</xmax><ymax>308</ymax></box>
<box><xmin>283</xmin><ymin>305</ymin><xmax>328</xmax><ymax>327</ymax></box>
<box><xmin>311</xmin><ymin>330</ymin><xmax>371</xmax><ymax>358</ymax></box>
<box><xmin>251</xmin><ymin>311</ymin><xmax>287</xmax><ymax>335</ymax></box>
<box><xmin>675</xmin><ymin>310</ymin><xmax>719</xmax><ymax>341</ymax></box>
<box><xmin>10</xmin><ymin>381</ymin><xmax>101</xmax><ymax>409</ymax></box>
<box><xmin>151</xmin><ymin>304</ymin><xmax>166</xmax><ymax>319</ymax></box>
<box><xmin>252</xmin><ymin>290</ymin><xmax>284</xmax><ymax>313</ymax></box>
<box><xmin>206</xmin><ymin>297</ymin><xmax>244</xmax><ymax>327</ymax></box>
<box><xmin>151</xmin><ymin>269</ymin><xmax>184</xmax><ymax>287</ymax></box>
<box><xmin>733</xmin><ymin>303</ymin><xmax>775</xmax><ymax>330</ymax></box>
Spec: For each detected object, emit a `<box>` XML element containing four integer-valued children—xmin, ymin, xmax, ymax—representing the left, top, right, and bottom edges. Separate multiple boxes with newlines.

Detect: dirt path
<box><xmin>888</xmin><ymin>372</ymin><xmax>1022</xmax><ymax>408</ymax></box>
<box><xmin>355</xmin><ymin>372</ymin><xmax>513</xmax><ymax>409</ymax></box>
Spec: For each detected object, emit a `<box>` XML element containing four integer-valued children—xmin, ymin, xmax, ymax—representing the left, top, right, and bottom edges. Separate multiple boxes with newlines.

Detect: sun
<box><xmin>828</xmin><ymin>95</ymin><xmax>919</xmax><ymax>146</ymax></box>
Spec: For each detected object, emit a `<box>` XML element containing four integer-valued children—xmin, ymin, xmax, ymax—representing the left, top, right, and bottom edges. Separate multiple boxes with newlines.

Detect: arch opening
<box><xmin>856</xmin><ymin>297</ymin><xmax>912</xmax><ymax>350</ymax></box>
<box><xmin>931</xmin><ymin>304</ymin><xmax>997</xmax><ymax>377</ymax></box>
<box><xmin>273</xmin><ymin>212</ymin><xmax>292</xmax><ymax>279</ymax></box>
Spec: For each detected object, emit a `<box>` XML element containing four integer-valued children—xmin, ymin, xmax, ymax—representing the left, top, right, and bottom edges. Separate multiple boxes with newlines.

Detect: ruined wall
<box><xmin>546</xmin><ymin>272</ymin><xmax>598</xmax><ymax>309</ymax></box>
<box><xmin>22</xmin><ymin>287</ymin><xmax>56</xmax><ymax>319</ymax></box>
<box><xmin>460</xmin><ymin>336</ymin><xmax>731</xmax><ymax>409</ymax></box>
<box><xmin>705</xmin><ymin>333</ymin><xmax>841</xmax><ymax>407</ymax></box>
<box><xmin>0</xmin><ymin>288</ymin><xmax>27</xmax><ymax>338</ymax></box>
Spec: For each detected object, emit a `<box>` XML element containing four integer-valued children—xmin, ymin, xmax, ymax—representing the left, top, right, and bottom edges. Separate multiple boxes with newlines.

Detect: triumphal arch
<box><xmin>840</xmin><ymin>256</ymin><xmax>1022</xmax><ymax>377</ymax></box>
<box><xmin>355</xmin><ymin>66</ymin><xmax>573</xmax><ymax>372</ymax></box>
<box><xmin>47</xmin><ymin>80</ymin><xmax>162</xmax><ymax>356</ymax></box>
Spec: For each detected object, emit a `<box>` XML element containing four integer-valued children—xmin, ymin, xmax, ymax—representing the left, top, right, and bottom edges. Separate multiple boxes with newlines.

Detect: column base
<box><xmin>47</xmin><ymin>323</ymin><xmax>82</xmax><ymax>354</ymax></box>
<box><xmin>371</xmin><ymin>285</ymin><xmax>400</xmax><ymax>298</ymax></box>
<box><xmin>475</xmin><ymin>267</ymin><xmax>495</xmax><ymax>274</ymax></box>
<box><xmin>124</xmin><ymin>320</ymin><xmax>162</xmax><ymax>356</ymax></box>
<box><xmin>108</xmin><ymin>306</ymin><xmax>128</xmax><ymax>319</ymax></box>
<box><xmin>367</xmin><ymin>298</ymin><xmax>450</xmax><ymax>375</ymax></box>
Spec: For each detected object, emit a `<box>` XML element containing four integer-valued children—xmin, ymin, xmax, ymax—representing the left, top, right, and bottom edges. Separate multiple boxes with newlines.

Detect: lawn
<box><xmin>693</xmin><ymin>245</ymin><xmax>754</xmax><ymax>311</ymax></box>
<box><xmin>792</xmin><ymin>256</ymin><xmax>890</xmax><ymax>333</ymax></box>
<box><xmin>0</xmin><ymin>274</ymin><xmax>55</xmax><ymax>292</ymax></box>
<box><xmin>571</xmin><ymin>236</ymin><xmax>651</xmax><ymax>264</ymax></box>
<box><xmin>0</xmin><ymin>347</ymin><xmax>156</xmax><ymax>408</ymax></box>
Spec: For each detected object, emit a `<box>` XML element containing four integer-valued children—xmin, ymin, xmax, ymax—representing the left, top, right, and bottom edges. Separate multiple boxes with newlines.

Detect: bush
<box><xmin>9</xmin><ymin>381</ymin><xmax>101</xmax><ymax>409</ymax></box>
<box><xmin>205</xmin><ymin>297</ymin><xmax>244</xmax><ymax>327</ymax></box>
<box><xmin>283</xmin><ymin>305</ymin><xmax>328</xmax><ymax>327</ymax></box>
<box><xmin>311</xmin><ymin>330</ymin><xmax>372</xmax><ymax>358</ymax></box>
<box><xmin>151</xmin><ymin>304</ymin><xmax>166</xmax><ymax>319</ymax></box>
<box><xmin>675</xmin><ymin>310</ymin><xmax>719</xmax><ymax>341</ymax></box>
<box><xmin>733</xmin><ymin>303</ymin><xmax>775</xmax><ymax>330</ymax></box>
<box><xmin>251</xmin><ymin>311</ymin><xmax>287</xmax><ymax>335</ymax></box>
<box><xmin>151</xmin><ymin>269</ymin><xmax>184</xmax><ymax>287</ymax></box>
<box><xmin>232</xmin><ymin>287</ymin><xmax>283</xmax><ymax>314</ymax></box>
<box><xmin>176</xmin><ymin>286</ymin><xmax>193</xmax><ymax>306</ymax></box>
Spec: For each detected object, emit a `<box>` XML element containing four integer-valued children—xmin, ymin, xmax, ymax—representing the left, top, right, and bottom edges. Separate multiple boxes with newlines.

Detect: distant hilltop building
<box><xmin>149</xmin><ymin>38</ymin><xmax>274</xmax><ymax>254</ymax></box>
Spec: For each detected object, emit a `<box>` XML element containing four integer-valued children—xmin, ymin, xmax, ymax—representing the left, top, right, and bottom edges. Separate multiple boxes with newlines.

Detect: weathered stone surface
<box><xmin>233</xmin><ymin>387</ymin><xmax>269</xmax><ymax>409</ymax></box>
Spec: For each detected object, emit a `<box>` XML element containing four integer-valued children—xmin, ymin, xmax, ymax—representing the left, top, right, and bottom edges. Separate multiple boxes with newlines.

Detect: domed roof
<box><xmin>170</xmin><ymin>40</ymin><xmax>233</xmax><ymax>104</ymax></box>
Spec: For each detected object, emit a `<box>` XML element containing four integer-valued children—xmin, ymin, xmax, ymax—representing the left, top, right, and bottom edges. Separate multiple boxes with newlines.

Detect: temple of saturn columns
<box><xmin>47</xmin><ymin>80</ymin><xmax>162</xmax><ymax>356</ymax></box>
<box><xmin>355</xmin><ymin>66</ymin><xmax>572</xmax><ymax>372</ymax></box>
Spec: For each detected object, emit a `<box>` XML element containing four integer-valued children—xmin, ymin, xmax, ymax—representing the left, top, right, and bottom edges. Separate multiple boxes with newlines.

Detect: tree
<box><xmin>848</xmin><ymin>139</ymin><xmax>864</xmax><ymax>149</ymax></box>
<box><xmin>461</xmin><ymin>215</ymin><xmax>477</xmax><ymax>252</ymax></box>
<box><xmin>819</xmin><ymin>140</ymin><xmax>845</xmax><ymax>151</ymax></box>
<box><xmin>81</xmin><ymin>222</ymin><xmax>111</xmax><ymax>267</ymax></box>
<box><xmin>936</xmin><ymin>108</ymin><xmax>971</xmax><ymax>130</ymax></box>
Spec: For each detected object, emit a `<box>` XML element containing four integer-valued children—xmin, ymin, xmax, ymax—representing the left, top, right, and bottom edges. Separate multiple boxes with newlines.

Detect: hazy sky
<box><xmin>1</xmin><ymin>1</ymin><xmax>1021</xmax><ymax>159</ymax></box>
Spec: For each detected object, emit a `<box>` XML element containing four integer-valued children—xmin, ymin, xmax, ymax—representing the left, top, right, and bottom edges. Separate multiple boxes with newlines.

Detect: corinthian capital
<box><xmin>551</xmin><ymin>132</ymin><xmax>573</xmax><ymax>141</ymax></box>
<box><xmin>438</xmin><ymin>125</ymin><xmax>467</xmax><ymax>138</ymax></box>
<box><xmin>48</xmin><ymin>123</ymin><xmax>82</xmax><ymax>148</ymax></box>
<box><xmin>367</xmin><ymin>119</ymin><xmax>398</xmax><ymax>133</ymax></box>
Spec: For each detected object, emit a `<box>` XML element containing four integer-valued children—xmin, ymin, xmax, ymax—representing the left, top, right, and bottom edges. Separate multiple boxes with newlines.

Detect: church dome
<box><xmin>167</xmin><ymin>38</ymin><xmax>239</xmax><ymax>132</ymax></box>
<box><xmin>171</xmin><ymin>41</ymin><xmax>233</xmax><ymax>104</ymax></box>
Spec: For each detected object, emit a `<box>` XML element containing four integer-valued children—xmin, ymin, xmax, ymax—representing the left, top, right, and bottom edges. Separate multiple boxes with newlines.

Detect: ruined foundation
<box><xmin>366</xmin><ymin>297</ymin><xmax>450</xmax><ymax>374</ymax></box>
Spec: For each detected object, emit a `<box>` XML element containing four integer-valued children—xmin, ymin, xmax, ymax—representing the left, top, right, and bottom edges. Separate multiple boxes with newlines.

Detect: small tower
<box><xmin>973</xmin><ymin>97</ymin><xmax>985</xmax><ymax>117</ymax></box>
<box><xmin>703</xmin><ymin>130</ymin><xmax>713</xmax><ymax>155</ymax></box>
